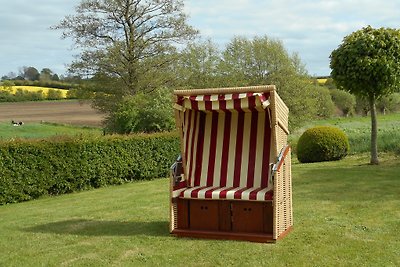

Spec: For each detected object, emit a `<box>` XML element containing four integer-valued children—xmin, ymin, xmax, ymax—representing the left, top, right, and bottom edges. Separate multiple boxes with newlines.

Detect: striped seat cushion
<box><xmin>173</xmin><ymin>186</ymin><xmax>273</xmax><ymax>201</ymax></box>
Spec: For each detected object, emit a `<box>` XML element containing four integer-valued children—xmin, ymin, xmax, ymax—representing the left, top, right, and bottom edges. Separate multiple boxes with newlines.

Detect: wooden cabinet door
<box><xmin>189</xmin><ymin>200</ymin><xmax>219</xmax><ymax>231</ymax></box>
<box><xmin>231</xmin><ymin>202</ymin><xmax>264</xmax><ymax>233</ymax></box>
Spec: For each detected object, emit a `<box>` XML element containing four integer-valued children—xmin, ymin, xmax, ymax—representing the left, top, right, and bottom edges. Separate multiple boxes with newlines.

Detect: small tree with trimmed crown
<box><xmin>330</xmin><ymin>26</ymin><xmax>400</xmax><ymax>164</ymax></box>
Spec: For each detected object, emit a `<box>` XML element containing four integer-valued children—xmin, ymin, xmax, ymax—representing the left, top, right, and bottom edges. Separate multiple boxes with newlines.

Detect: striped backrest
<box><xmin>178</xmin><ymin>92</ymin><xmax>272</xmax><ymax>189</ymax></box>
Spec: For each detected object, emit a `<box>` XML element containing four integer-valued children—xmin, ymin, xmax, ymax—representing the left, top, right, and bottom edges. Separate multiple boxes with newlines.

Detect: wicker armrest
<box><xmin>170</xmin><ymin>155</ymin><xmax>184</xmax><ymax>187</ymax></box>
<box><xmin>270</xmin><ymin>145</ymin><xmax>291</xmax><ymax>180</ymax></box>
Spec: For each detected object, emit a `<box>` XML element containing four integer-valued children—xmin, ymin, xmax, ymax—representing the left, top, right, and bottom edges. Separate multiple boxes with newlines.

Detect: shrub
<box><xmin>14</xmin><ymin>88</ymin><xmax>45</xmax><ymax>101</ymax></box>
<box><xmin>46</xmin><ymin>89</ymin><xmax>63</xmax><ymax>100</ymax></box>
<box><xmin>0</xmin><ymin>90</ymin><xmax>15</xmax><ymax>102</ymax></box>
<box><xmin>0</xmin><ymin>133</ymin><xmax>180</xmax><ymax>204</ymax></box>
<box><xmin>377</xmin><ymin>93</ymin><xmax>400</xmax><ymax>114</ymax></box>
<box><xmin>297</xmin><ymin>126</ymin><xmax>349</xmax><ymax>163</ymax></box>
<box><xmin>396</xmin><ymin>144</ymin><xmax>400</xmax><ymax>156</ymax></box>
<box><xmin>312</xmin><ymin>86</ymin><xmax>335</xmax><ymax>118</ymax></box>
<box><xmin>356</xmin><ymin>96</ymin><xmax>370</xmax><ymax>116</ymax></box>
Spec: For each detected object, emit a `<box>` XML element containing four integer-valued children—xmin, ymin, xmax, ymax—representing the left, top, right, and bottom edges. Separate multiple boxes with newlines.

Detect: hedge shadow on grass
<box><xmin>23</xmin><ymin>219</ymin><xmax>169</xmax><ymax>237</ymax></box>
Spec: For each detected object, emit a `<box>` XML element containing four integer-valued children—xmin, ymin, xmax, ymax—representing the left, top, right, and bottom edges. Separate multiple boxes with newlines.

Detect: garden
<box><xmin>1</xmin><ymin>3</ymin><xmax>400</xmax><ymax>265</ymax></box>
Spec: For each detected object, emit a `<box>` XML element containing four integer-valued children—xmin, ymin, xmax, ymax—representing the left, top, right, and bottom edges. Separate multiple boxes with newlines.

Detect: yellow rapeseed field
<box><xmin>317</xmin><ymin>78</ymin><xmax>328</xmax><ymax>85</ymax></box>
<box><xmin>0</xmin><ymin>86</ymin><xmax>68</xmax><ymax>98</ymax></box>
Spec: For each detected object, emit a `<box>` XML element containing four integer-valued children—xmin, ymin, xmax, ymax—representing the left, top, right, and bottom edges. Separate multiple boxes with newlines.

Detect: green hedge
<box><xmin>12</xmin><ymin>80</ymin><xmax>78</xmax><ymax>90</ymax></box>
<box><xmin>0</xmin><ymin>133</ymin><xmax>180</xmax><ymax>205</ymax></box>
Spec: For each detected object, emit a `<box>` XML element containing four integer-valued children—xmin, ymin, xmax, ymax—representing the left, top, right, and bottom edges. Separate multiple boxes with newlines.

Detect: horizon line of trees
<box><xmin>2</xmin><ymin>67</ymin><xmax>61</xmax><ymax>82</ymax></box>
<box><xmin>1</xmin><ymin>39</ymin><xmax>399</xmax><ymax>124</ymax></box>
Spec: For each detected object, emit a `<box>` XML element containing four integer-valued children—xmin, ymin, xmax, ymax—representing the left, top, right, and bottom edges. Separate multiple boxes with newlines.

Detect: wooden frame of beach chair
<box><xmin>170</xmin><ymin>85</ymin><xmax>292</xmax><ymax>243</ymax></box>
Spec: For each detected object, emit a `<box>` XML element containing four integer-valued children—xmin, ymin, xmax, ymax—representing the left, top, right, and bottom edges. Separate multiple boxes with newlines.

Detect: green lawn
<box><xmin>1</xmin><ymin>154</ymin><xmax>399</xmax><ymax>266</ymax></box>
<box><xmin>0</xmin><ymin>122</ymin><xmax>102</xmax><ymax>140</ymax></box>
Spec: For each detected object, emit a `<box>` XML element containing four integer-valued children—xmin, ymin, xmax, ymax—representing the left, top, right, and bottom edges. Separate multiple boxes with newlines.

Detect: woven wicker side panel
<box><xmin>273</xmin><ymin>125</ymin><xmax>293</xmax><ymax>239</ymax></box>
<box><xmin>285</xmin><ymin>152</ymin><xmax>293</xmax><ymax>228</ymax></box>
<box><xmin>274</xmin><ymin>93</ymin><xmax>289</xmax><ymax>132</ymax></box>
<box><xmin>170</xmin><ymin>201</ymin><xmax>178</xmax><ymax>232</ymax></box>
<box><xmin>169</xmin><ymin>167</ymin><xmax>177</xmax><ymax>232</ymax></box>
<box><xmin>277</xmin><ymin>151</ymin><xmax>293</xmax><ymax>237</ymax></box>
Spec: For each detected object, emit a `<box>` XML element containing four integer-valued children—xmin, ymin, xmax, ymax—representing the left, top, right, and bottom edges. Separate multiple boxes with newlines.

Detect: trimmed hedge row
<box><xmin>0</xmin><ymin>133</ymin><xmax>180</xmax><ymax>205</ymax></box>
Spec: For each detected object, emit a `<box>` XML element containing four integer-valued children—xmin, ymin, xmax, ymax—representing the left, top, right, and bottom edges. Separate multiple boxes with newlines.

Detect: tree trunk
<box><xmin>369</xmin><ymin>95</ymin><xmax>379</xmax><ymax>165</ymax></box>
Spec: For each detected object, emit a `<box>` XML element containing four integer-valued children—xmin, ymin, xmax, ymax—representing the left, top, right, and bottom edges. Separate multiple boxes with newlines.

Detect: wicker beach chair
<box><xmin>170</xmin><ymin>85</ymin><xmax>292</xmax><ymax>242</ymax></box>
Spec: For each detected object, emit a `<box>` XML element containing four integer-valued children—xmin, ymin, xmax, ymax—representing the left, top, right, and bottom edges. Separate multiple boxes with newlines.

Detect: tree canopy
<box><xmin>175</xmin><ymin>36</ymin><xmax>329</xmax><ymax>128</ymax></box>
<box><xmin>330</xmin><ymin>26</ymin><xmax>400</xmax><ymax>99</ymax></box>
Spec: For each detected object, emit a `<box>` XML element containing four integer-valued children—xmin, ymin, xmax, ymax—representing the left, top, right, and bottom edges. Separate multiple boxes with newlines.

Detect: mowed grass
<box><xmin>0</xmin><ymin>122</ymin><xmax>102</xmax><ymax>140</ymax></box>
<box><xmin>291</xmin><ymin>112</ymin><xmax>400</xmax><ymax>154</ymax></box>
<box><xmin>0</xmin><ymin>86</ymin><xmax>68</xmax><ymax>98</ymax></box>
<box><xmin>0</xmin><ymin>154</ymin><xmax>399</xmax><ymax>266</ymax></box>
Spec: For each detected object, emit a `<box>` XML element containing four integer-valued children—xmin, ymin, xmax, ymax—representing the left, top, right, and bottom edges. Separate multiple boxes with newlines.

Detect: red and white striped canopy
<box><xmin>176</xmin><ymin>92</ymin><xmax>270</xmax><ymax>112</ymax></box>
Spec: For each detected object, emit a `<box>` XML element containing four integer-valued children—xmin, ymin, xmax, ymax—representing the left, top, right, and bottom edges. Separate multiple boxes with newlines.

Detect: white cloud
<box><xmin>0</xmin><ymin>0</ymin><xmax>80</xmax><ymax>76</ymax></box>
<box><xmin>185</xmin><ymin>0</ymin><xmax>400</xmax><ymax>75</ymax></box>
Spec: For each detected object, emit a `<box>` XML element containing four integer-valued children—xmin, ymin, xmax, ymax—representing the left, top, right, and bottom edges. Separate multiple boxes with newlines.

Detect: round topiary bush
<box><xmin>297</xmin><ymin>126</ymin><xmax>349</xmax><ymax>163</ymax></box>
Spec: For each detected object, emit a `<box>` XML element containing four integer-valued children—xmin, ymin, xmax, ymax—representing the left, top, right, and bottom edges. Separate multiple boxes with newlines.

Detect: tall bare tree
<box><xmin>54</xmin><ymin>0</ymin><xmax>198</xmax><ymax>113</ymax></box>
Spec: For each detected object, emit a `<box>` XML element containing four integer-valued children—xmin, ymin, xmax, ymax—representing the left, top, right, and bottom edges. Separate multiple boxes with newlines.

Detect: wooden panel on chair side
<box><xmin>177</xmin><ymin>199</ymin><xmax>189</xmax><ymax>229</ymax></box>
<box><xmin>218</xmin><ymin>201</ymin><xmax>232</xmax><ymax>231</ymax></box>
<box><xmin>263</xmin><ymin>202</ymin><xmax>273</xmax><ymax>234</ymax></box>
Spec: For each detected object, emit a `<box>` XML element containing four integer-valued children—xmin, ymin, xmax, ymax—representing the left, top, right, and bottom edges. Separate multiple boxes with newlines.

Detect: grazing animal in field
<box><xmin>12</xmin><ymin>120</ymin><xmax>24</xmax><ymax>126</ymax></box>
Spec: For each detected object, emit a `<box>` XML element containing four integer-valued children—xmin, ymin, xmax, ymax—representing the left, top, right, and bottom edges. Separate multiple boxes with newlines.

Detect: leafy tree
<box><xmin>330</xmin><ymin>26</ymin><xmax>400</xmax><ymax>164</ymax></box>
<box><xmin>219</xmin><ymin>36</ymin><xmax>308</xmax><ymax>87</ymax></box>
<box><xmin>23</xmin><ymin>66</ymin><xmax>40</xmax><ymax>81</ymax></box>
<box><xmin>330</xmin><ymin>89</ymin><xmax>356</xmax><ymax>116</ymax></box>
<box><xmin>51</xmin><ymin>74</ymin><xmax>60</xmax><ymax>81</ymax></box>
<box><xmin>40</xmin><ymin>68</ymin><xmax>53</xmax><ymax>81</ymax></box>
<box><xmin>219</xmin><ymin>36</ymin><xmax>322</xmax><ymax>128</ymax></box>
<box><xmin>54</xmin><ymin>0</ymin><xmax>197</xmax><ymax>133</ymax></box>
<box><xmin>175</xmin><ymin>39</ymin><xmax>222</xmax><ymax>88</ymax></box>
<box><xmin>312</xmin><ymin>86</ymin><xmax>335</xmax><ymax>118</ymax></box>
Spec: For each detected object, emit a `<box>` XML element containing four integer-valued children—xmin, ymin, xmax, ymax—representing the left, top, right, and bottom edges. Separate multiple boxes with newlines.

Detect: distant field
<box><xmin>0</xmin><ymin>100</ymin><xmax>104</xmax><ymax>127</ymax></box>
<box><xmin>1</xmin><ymin>86</ymin><xmax>69</xmax><ymax>98</ymax></box>
<box><xmin>290</xmin><ymin>112</ymin><xmax>400</xmax><ymax>154</ymax></box>
<box><xmin>0</xmin><ymin>122</ymin><xmax>102</xmax><ymax>140</ymax></box>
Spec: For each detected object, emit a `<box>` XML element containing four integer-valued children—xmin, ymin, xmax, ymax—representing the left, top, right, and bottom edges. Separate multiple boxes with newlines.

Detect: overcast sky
<box><xmin>1</xmin><ymin>0</ymin><xmax>400</xmax><ymax>78</ymax></box>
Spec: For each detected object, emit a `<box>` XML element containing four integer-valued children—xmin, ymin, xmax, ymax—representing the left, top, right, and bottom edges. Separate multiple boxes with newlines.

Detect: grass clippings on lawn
<box><xmin>0</xmin><ymin>154</ymin><xmax>399</xmax><ymax>266</ymax></box>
